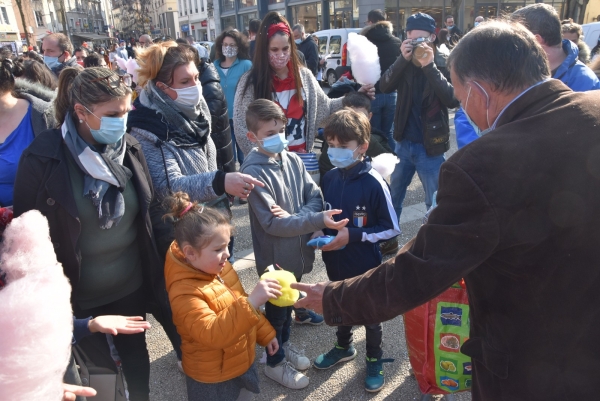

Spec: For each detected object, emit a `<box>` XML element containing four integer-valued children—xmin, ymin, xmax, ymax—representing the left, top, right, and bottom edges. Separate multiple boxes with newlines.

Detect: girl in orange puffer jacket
<box><xmin>163</xmin><ymin>191</ymin><xmax>281</xmax><ymax>401</ymax></box>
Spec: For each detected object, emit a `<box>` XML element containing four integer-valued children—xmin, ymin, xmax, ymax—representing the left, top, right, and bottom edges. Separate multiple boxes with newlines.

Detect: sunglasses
<box><xmin>79</xmin><ymin>74</ymin><xmax>132</xmax><ymax>98</ymax></box>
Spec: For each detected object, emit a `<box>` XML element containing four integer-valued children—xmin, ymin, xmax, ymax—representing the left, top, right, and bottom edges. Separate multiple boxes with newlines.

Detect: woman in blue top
<box><xmin>213</xmin><ymin>30</ymin><xmax>252</xmax><ymax>166</ymax></box>
<box><xmin>0</xmin><ymin>53</ymin><xmax>55</xmax><ymax>207</ymax></box>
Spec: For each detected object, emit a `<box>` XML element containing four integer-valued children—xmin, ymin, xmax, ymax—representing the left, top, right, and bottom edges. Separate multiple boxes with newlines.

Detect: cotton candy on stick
<box><xmin>125</xmin><ymin>57</ymin><xmax>140</xmax><ymax>84</ymax></box>
<box><xmin>347</xmin><ymin>32</ymin><xmax>381</xmax><ymax>85</ymax></box>
<box><xmin>0</xmin><ymin>211</ymin><xmax>73</xmax><ymax>401</ymax></box>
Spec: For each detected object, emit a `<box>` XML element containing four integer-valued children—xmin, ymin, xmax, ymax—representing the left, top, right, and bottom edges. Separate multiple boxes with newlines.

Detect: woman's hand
<box><xmin>266</xmin><ymin>338</ymin><xmax>279</xmax><ymax>356</ymax></box>
<box><xmin>88</xmin><ymin>315</ymin><xmax>151</xmax><ymax>335</ymax></box>
<box><xmin>358</xmin><ymin>84</ymin><xmax>376</xmax><ymax>100</ymax></box>
<box><xmin>248</xmin><ymin>278</ymin><xmax>282</xmax><ymax>308</ymax></box>
<box><xmin>224</xmin><ymin>172</ymin><xmax>265</xmax><ymax>199</ymax></box>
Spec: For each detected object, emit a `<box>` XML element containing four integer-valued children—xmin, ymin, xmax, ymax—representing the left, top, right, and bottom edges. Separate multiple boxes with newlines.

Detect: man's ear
<box><xmin>533</xmin><ymin>34</ymin><xmax>545</xmax><ymax>46</ymax></box>
<box><xmin>247</xmin><ymin>131</ymin><xmax>257</xmax><ymax>143</ymax></box>
<box><xmin>368</xmin><ymin>112</ymin><xmax>373</xmax><ymax>121</ymax></box>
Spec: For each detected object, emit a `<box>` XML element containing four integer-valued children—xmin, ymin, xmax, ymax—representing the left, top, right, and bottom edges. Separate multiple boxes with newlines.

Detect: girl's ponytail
<box><xmin>163</xmin><ymin>191</ymin><xmax>232</xmax><ymax>250</ymax></box>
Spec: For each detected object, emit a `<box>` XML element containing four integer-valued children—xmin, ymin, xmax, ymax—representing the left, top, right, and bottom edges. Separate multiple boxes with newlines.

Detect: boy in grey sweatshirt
<box><xmin>240</xmin><ymin>99</ymin><xmax>348</xmax><ymax>390</ymax></box>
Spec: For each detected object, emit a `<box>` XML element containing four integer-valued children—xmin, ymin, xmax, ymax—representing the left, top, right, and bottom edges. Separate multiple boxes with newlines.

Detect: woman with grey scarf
<box><xmin>127</xmin><ymin>42</ymin><xmax>262</xmax><ymax>260</ymax></box>
<box><xmin>13</xmin><ymin>67</ymin><xmax>170</xmax><ymax>400</ymax></box>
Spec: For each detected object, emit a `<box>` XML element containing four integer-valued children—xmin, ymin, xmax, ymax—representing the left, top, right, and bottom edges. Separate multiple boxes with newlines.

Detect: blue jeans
<box><xmin>265</xmin><ymin>302</ymin><xmax>292</xmax><ymax>366</ymax></box>
<box><xmin>230</xmin><ymin>119</ymin><xmax>244</xmax><ymax>164</ymax></box>
<box><xmin>370</xmin><ymin>92</ymin><xmax>397</xmax><ymax>150</ymax></box>
<box><xmin>390</xmin><ymin>140</ymin><xmax>445</xmax><ymax>220</ymax></box>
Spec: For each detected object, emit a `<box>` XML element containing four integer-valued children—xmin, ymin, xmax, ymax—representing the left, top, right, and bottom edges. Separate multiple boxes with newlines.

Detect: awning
<box><xmin>72</xmin><ymin>33</ymin><xmax>113</xmax><ymax>41</ymax></box>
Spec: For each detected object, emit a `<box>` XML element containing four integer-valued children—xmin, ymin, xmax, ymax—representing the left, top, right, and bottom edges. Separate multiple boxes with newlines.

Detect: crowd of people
<box><xmin>1</xmin><ymin>3</ymin><xmax>600</xmax><ymax>401</ymax></box>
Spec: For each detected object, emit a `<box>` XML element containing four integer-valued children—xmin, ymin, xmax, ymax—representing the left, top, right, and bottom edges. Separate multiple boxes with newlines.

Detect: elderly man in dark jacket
<box><xmin>293</xmin><ymin>24</ymin><xmax>319</xmax><ymax>76</ymax></box>
<box><xmin>380</xmin><ymin>12</ymin><xmax>458</xmax><ymax>221</ymax></box>
<box><xmin>361</xmin><ymin>9</ymin><xmax>402</xmax><ymax>150</ymax></box>
<box><xmin>293</xmin><ymin>20</ymin><xmax>600</xmax><ymax>400</ymax></box>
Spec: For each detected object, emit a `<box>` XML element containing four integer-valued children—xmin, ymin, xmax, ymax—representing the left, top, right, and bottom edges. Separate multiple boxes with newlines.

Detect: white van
<box><xmin>582</xmin><ymin>22</ymin><xmax>600</xmax><ymax>51</ymax></box>
<box><xmin>313</xmin><ymin>28</ymin><xmax>361</xmax><ymax>86</ymax></box>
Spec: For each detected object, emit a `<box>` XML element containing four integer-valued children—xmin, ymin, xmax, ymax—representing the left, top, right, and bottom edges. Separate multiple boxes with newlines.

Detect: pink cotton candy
<box><xmin>0</xmin><ymin>210</ymin><xmax>73</xmax><ymax>401</ymax></box>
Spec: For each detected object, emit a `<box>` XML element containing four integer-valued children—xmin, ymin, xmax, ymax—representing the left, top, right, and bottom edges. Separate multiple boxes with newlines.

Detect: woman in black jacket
<box><xmin>198</xmin><ymin>59</ymin><xmax>234</xmax><ymax>173</ymax></box>
<box><xmin>13</xmin><ymin>67</ymin><xmax>178</xmax><ymax>401</ymax></box>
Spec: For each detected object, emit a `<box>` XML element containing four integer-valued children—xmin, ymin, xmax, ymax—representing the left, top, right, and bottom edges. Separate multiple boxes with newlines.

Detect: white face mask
<box><xmin>463</xmin><ymin>81</ymin><xmax>492</xmax><ymax>136</ymax></box>
<box><xmin>167</xmin><ymin>82</ymin><xmax>202</xmax><ymax>108</ymax></box>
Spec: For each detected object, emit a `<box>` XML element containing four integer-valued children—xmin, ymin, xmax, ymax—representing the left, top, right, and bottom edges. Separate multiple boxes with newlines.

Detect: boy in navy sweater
<box><xmin>312</xmin><ymin>109</ymin><xmax>400</xmax><ymax>393</ymax></box>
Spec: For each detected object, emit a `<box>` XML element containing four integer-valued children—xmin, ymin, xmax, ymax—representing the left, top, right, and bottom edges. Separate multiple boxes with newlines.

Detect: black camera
<box><xmin>410</xmin><ymin>37</ymin><xmax>432</xmax><ymax>46</ymax></box>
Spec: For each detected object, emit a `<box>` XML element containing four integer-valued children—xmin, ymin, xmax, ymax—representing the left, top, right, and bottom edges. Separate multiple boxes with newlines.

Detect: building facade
<box><xmin>216</xmin><ymin>0</ymin><xmax>589</xmax><ymax>37</ymax></box>
<box><xmin>178</xmin><ymin>0</ymin><xmax>212</xmax><ymax>40</ymax></box>
<box><xmin>148</xmin><ymin>0</ymin><xmax>180</xmax><ymax>39</ymax></box>
<box><xmin>0</xmin><ymin>0</ymin><xmax>20</xmax><ymax>52</ymax></box>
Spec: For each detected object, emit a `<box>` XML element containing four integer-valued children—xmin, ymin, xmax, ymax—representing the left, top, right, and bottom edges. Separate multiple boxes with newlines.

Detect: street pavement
<box><xmin>146</xmin><ymin>112</ymin><xmax>473</xmax><ymax>401</ymax></box>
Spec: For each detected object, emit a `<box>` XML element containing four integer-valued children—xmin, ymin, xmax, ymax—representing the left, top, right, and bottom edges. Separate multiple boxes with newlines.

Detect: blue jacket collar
<box><xmin>337</xmin><ymin>157</ymin><xmax>372</xmax><ymax>180</ymax></box>
<box><xmin>553</xmin><ymin>39</ymin><xmax>579</xmax><ymax>82</ymax></box>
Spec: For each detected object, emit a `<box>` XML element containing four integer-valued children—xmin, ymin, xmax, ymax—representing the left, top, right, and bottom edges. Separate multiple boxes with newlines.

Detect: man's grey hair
<box><xmin>139</xmin><ymin>34</ymin><xmax>152</xmax><ymax>42</ymax></box>
<box><xmin>185</xmin><ymin>35</ymin><xmax>195</xmax><ymax>44</ymax></box>
<box><xmin>292</xmin><ymin>24</ymin><xmax>305</xmax><ymax>34</ymax></box>
<box><xmin>511</xmin><ymin>4</ymin><xmax>562</xmax><ymax>47</ymax></box>
<box><xmin>43</xmin><ymin>33</ymin><xmax>73</xmax><ymax>55</ymax></box>
<box><xmin>448</xmin><ymin>20</ymin><xmax>550</xmax><ymax>93</ymax></box>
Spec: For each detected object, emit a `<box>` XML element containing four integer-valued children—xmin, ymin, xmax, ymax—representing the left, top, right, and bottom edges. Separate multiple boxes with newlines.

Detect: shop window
<box><xmin>240</xmin><ymin>0</ymin><xmax>257</xmax><ymax>8</ymax></box>
<box><xmin>221</xmin><ymin>0</ymin><xmax>235</xmax><ymax>11</ymax></box>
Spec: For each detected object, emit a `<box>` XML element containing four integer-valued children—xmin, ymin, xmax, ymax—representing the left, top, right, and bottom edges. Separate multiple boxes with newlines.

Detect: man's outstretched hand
<box><xmin>291</xmin><ymin>281</ymin><xmax>331</xmax><ymax>314</ymax></box>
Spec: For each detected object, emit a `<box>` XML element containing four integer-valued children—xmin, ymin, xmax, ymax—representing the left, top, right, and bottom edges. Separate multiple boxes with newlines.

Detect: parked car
<box><xmin>583</xmin><ymin>22</ymin><xmax>600</xmax><ymax>50</ymax></box>
<box><xmin>313</xmin><ymin>28</ymin><xmax>361</xmax><ymax>86</ymax></box>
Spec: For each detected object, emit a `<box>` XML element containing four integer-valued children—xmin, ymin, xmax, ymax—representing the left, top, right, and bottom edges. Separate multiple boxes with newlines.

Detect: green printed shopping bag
<box><xmin>403</xmin><ymin>280</ymin><xmax>472</xmax><ymax>395</ymax></box>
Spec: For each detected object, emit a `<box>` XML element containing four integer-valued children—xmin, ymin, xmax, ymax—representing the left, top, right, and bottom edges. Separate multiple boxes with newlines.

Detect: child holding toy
<box><xmin>163</xmin><ymin>191</ymin><xmax>280</xmax><ymax>401</ymax></box>
<box><xmin>240</xmin><ymin>99</ymin><xmax>349</xmax><ymax>389</ymax></box>
<box><xmin>313</xmin><ymin>109</ymin><xmax>400</xmax><ymax>392</ymax></box>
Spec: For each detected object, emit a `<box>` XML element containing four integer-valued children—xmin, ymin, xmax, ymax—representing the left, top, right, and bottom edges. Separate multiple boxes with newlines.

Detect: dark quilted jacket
<box><xmin>199</xmin><ymin>60</ymin><xmax>235</xmax><ymax>173</ymax></box>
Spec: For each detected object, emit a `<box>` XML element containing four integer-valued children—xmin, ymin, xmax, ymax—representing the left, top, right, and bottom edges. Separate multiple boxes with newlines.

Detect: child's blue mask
<box><xmin>327</xmin><ymin>146</ymin><xmax>359</xmax><ymax>168</ymax></box>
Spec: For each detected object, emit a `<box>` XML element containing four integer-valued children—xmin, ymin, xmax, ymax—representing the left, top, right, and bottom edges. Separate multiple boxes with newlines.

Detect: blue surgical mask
<box><xmin>327</xmin><ymin>146</ymin><xmax>359</xmax><ymax>168</ymax></box>
<box><xmin>84</xmin><ymin>106</ymin><xmax>128</xmax><ymax>144</ymax></box>
<box><xmin>295</xmin><ymin>39</ymin><xmax>302</xmax><ymax>44</ymax></box>
<box><xmin>474</xmin><ymin>21</ymin><xmax>480</xmax><ymax>27</ymax></box>
<box><xmin>44</xmin><ymin>55</ymin><xmax>61</xmax><ymax>69</ymax></box>
<box><xmin>257</xmin><ymin>133</ymin><xmax>288</xmax><ymax>154</ymax></box>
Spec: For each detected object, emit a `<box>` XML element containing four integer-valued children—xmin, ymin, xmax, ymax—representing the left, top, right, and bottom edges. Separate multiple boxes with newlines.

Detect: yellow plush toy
<box><xmin>260</xmin><ymin>270</ymin><xmax>300</xmax><ymax>307</ymax></box>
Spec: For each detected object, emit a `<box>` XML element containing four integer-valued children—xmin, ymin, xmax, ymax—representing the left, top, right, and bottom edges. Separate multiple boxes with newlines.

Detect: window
<box><xmin>221</xmin><ymin>0</ymin><xmax>234</xmax><ymax>12</ymax></box>
<box><xmin>318</xmin><ymin>36</ymin><xmax>327</xmax><ymax>55</ymax></box>
<box><xmin>35</xmin><ymin>10</ymin><xmax>45</xmax><ymax>26</ymax></box>
<box><xmin>221</xmin><ymin>15</ymin><xmax>236</xmax><ymax>30</ymax></box>
<box><xmin>239</xmin><ymin>0</ymin><xmax>256</xmax><ymax>9</ymax></box>
<box><xmin>0</xmin><ymin>7</ymin><xmax>9</xmax><ymax>25</ymax></box>
<box><xmin>329</xmin><ymin>35</ymin><xmax>341</xmax><ymax>54</ymax></box>
<box><xmin>70</xmin><ymin>18</ymin><xmax>74</xmax><ymax>27</ymax></box>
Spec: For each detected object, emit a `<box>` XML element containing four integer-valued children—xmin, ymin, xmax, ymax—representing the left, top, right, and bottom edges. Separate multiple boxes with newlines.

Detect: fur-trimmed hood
<box><xmin>577</xmin><ymin>39</ymin><xmax>591</xmax><ymax>64</ymax></box>
<box><xmin>361</xmin><ymin>21</ymin><xmax>394</xmax><ymax>43</ymax></box>
<box><xmin>14</xmin><ymin>79</ymin><xmax>56</xmax><ymax>103</ymax></box>
<box><xmin>13</xmin><ymin>79</ymin><xmax>56</xmax><ymax>134</ymax></box>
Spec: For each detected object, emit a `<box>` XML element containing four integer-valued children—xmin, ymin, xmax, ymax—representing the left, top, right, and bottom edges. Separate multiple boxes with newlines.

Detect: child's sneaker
<box><xmin>283</xmin><ymin>342</ymin><xmax>311</xmax><ymax>370</ymax></box>
<box><xmin>313</xmin><ymin>343</ymin><xmax>357</xmax><ymax>369</ymax></box>
<box><xmin>294</xmin><ymin>309</ymin><xmax>324</xmax><ymax>325</ymax></box>
<box><xmin>264</xmin><ymin>361</ymin><xmax>309</xmax><ymax>389</ymax></box>
<box><xmin>364</xmin><ymin>356</ymin><xmax>395</xmax><ymax>392</ymax></box>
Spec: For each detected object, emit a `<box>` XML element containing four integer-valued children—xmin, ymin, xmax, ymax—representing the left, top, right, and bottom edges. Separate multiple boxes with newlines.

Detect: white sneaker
<box><xmin>264</xmin><ymin>361</ymin><xmax>309</xmax><ymax>389</ymax></box>
<box><xmin>283</xmin><ymin>342</ymin><xmax>311</xmax><ymax>371</ymax></box>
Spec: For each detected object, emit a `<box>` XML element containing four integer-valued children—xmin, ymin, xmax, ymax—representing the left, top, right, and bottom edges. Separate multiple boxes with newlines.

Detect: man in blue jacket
<box><xmin>512</xmin><ymin>4</ymin><xmax>600</xmax><ymax>92</ymax></box>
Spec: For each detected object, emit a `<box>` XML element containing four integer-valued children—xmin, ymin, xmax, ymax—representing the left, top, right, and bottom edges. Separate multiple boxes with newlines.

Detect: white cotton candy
<box><xmin>115</xmin><ymin>56</ymin><xmax>128</xmax><ymax>72</ymax></box>
<box><xmin>348</xmin><ymin>33</ymin><xmax>381</xmax><ymax>85</ymax></box>
<box><xmin>371</xmin><ymin>153</ymin><xmax>399</xmax><ymax>179</ymax></box>
<box><xmin>125</xmin><ymin>57</ymin><xmax>140</xmax><ymax>84</ymax></box>
<box><xmin>0</xmin><ymin>210</ymin><xmax>73</xmax><ymax>401</ymax></box>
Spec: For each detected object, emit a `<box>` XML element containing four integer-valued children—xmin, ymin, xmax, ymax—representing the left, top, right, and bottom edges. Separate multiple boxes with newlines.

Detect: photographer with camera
<box><xmin>379</xmin><ymin>12</ymin><xmax>458</xmax><ymax>222</ymax></box>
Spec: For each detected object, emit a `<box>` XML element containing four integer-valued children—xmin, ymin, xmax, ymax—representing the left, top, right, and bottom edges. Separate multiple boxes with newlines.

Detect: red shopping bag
<box><xmin>403</xmin><ymin>279</ymin><xmax>472</xmax><ymax>395</ymax></box>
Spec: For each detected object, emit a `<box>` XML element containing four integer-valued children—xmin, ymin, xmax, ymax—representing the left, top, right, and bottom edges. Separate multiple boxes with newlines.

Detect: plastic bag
<box><xmin>403</xmin><ymin>279</ymin><xmax>472</xmax><ymax>395</ymax></box>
